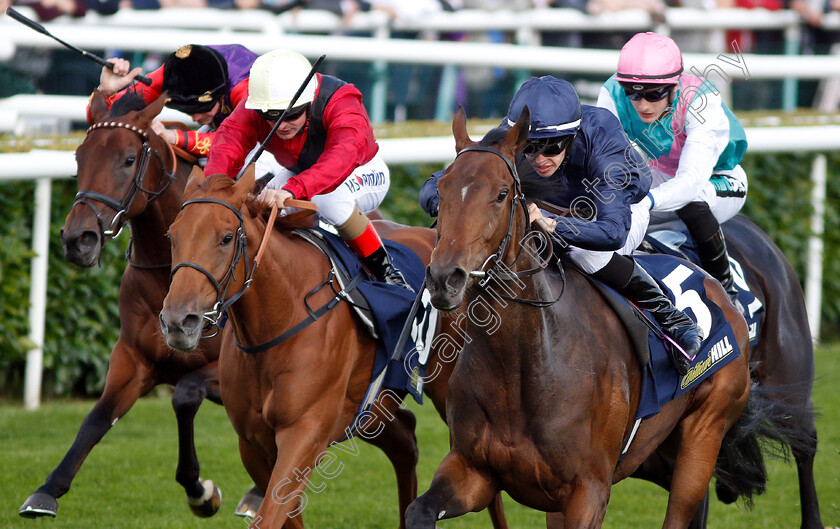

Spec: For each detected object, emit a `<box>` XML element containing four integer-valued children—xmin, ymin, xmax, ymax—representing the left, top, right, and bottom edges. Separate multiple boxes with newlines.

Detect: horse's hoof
<box><xmin>186</xmin><ymin>478</ymin><xmax>221</xmax><ymax>518</ymax></box>
<box><xmin>233</xmin><ymin>486</ymin><xmax>264</xmax><ymax>518</ymax></box>
<box><xmin>19</xmin><ymin>492</ymin><xmax>58</xmax><ymax>518</ymax></box>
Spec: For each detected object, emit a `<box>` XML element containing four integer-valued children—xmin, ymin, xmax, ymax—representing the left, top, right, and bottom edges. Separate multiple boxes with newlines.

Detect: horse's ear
<box><xmin>502</xmin><ymin>105</ymin><xmax>530</xmax><ymax>157</ymax></box>
<box><xmin>233</xmin><ymin>163</ymin><xmax>256</xmax><ymax>198</ymax></box>
<box><xmin>452</xmin><ymin>106</ymin><xmax>472</xmax><ymax>153</ymax></box>
<box><xmin>185</xmin><ymin>165</ymin><xmax>205</xmax><ymax>198</ymax></box>
<box><xmin>138</xmin><ymin>92</ymin><xmax>168</xmax><ymax>125</ymax></box>
<box><xmin>89</xmin><ymin>90</ymin><xmax>109</xmax><ymax>123</ymax></box>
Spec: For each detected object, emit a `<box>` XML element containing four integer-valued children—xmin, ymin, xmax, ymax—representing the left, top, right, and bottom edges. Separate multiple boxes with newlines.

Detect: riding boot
<box><xmin>695</xmin><ymin>228</ymin><xmax>741</xmax><ymax>307</ymax></box>
<box><xmin>591</xmin><ymin>254</ymin><xmax>703</xmax><ymax>375</ymax></box>
<box><xmin>360</xmin><ymin>244</ymin><xmax>413</xmax><ymax>290</ymax></box>
<box><xmin>339</xmin><ymin>208</ymin><xmax>412</xmax><ymax>291</ymax></box>
<box><xmin>618</xmin><ymin>260</ymin><xmax>704</xmax><ymax>375</ymax></box>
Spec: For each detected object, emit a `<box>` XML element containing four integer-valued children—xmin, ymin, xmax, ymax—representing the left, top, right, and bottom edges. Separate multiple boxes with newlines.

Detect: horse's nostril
<box><xmin>159</xmin><ymin>314</ymin><xmax>169</xmax><ymax>334</ymax></box>
<box><xmin>446</xmin><ymin>268</ymin><xmax>467</xmax><ymax>292</ymax></box>
<box><xmin>181</xmin><ymin>314</ymin><xmax>201</xmax><ymax>334</ymax></box>
<box><xmin>78</xmin><ymin>231</ymin><xmax>99</xmax><ymax>250</ymax></box>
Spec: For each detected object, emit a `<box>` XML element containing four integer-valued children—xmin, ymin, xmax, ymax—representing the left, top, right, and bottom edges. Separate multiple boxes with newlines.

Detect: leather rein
<box><xmin>169</xmin><ymin>197</ymin><xmax>349</xmax><ymax>350</ymax></box>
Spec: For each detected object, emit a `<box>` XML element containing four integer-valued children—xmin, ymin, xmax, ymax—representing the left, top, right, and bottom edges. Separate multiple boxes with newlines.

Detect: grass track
<box><xmin>0</xmin><ymin>345</ymin><xmax>837</xmax><ymax>529</ymax></box>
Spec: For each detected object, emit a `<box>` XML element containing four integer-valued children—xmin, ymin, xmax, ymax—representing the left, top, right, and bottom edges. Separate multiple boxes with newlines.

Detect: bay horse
<box><xmin>406</xmin><ymin>107</ymin><xmax>762</xmax><ymax>529</ymax></box>
<box><xmin>158</xmin><ymin>165</ymin><xmax>508</xmax><ymax>529</ymax></box>
<box><xmin>21</xmin><ymin>91</ymin><xmax>226</xmax><ymax>519</ymax></box>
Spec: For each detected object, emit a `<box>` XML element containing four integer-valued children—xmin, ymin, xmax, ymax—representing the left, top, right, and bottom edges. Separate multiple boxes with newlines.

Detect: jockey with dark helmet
<box><xmin>421</xmin><ymin>76</ymin><xmax>704</xmax><ymax>374</ymax></box>
<box><xmin>204</xmin><ymin>49</ymin><xmax>410</xmax><ymax>290</ymax></box>
<box><xmin>597</xmin><ymin>32</ymin><xmax>748</xmax><ymax>309</ymax></box>
<box><xmin>87</xmin><ymin>44</ymin><xmax>258</xmax><ymax>158</ymax></box>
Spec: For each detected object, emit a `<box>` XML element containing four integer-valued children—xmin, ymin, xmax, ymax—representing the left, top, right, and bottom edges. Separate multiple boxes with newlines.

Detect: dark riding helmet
<box><xmin>506</xmin><ymin>76</ymin><xmax>582</xmax><ymax>140</ymax></box>
<box><xmin>162</xmin><ymin>45</ymin><xmax>228</xmax><ymax>114</ymax></box>
<box><xmin>505</xmin><ymin>76</ymin><xmax>581</xmax><ymax>159</ymax></box>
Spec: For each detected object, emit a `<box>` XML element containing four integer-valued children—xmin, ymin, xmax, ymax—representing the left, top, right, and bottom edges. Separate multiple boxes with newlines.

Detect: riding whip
<box><xmin>5</xmin><ymin>7</ymin><xmax>153</xmax><ymax>86</ymax></box>
<box><xmin>235</xmin><ymin>54</ymin><xmax>326</xmax><ymax>181</ymax></box>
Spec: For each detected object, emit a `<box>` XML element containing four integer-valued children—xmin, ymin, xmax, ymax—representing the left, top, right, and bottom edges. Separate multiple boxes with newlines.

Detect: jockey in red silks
<box><xmin>598</xmin><ymin>32</ymin><xmax>749</xmax><ymax>307</ymax></box>
<box><xmin>204</xmin><ymin>49</ymin><xmax>410</xmax><ymax>290</ymax></box>
<box><xmin>88</xmin><ymin>44</ymin><xmax>258</xmax><ymax>158</ymax></box>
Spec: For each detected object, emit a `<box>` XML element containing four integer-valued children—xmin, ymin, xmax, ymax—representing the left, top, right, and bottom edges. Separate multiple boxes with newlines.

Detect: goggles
<box><xmin>523</xmin><ymin>135</ymin><xmax>574</xmax><ymax>157</ymax></box>
<box><xmin>622</xmin><ymin>84</ymin><xmax>673</xmax><ymax>102</ymax></box>
<box><xmin>256</xmin><ymin>104</ymin><xmax>309</xmax><ymax>122</ymax></box>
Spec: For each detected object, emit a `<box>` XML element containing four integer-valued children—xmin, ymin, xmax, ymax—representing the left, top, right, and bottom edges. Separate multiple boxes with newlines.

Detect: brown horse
<box><xmin>158</xmin><ymin>165</ymin><xmax>508</xmax><ymax>529</ymax></box>
<box><xmin>21</xmin><ymin>92</ymin><xmax>226</xmax><ymax>519</ymax></box>
<box><xmin>406</xmin><ymin>107</ymin><xmax>760</xmax><ymax>529</ymax></box>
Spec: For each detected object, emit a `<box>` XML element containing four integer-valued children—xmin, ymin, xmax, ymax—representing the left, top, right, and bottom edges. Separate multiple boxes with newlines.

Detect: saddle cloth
<box><xmin>643</xmin><ymin>229</ymin><xmax>763</xmax><ymax>346</ymax></box>
<box><xmin>590</xmin><ymin>254</ymin><xmax>742</xmax><ymax>420</ymax></box>
<box><xmin>299</xmin><ymin>226</ymin><xmax>433</xmax><ymax>404</ymax></box>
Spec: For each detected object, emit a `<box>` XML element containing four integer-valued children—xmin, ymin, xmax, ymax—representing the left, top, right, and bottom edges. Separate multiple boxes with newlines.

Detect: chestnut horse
<box><xmin>21</xmin><ymin>92</ymin><xmax>226</xmax><ymax>519</ymax></box>
<box><xmin>406</xmin><ymin>108</ymin><xmax>760</xmax><ymax>529</ymax></box>
<box><xmin>159</xmin><ymin>165</ymin><xmax>508</xmax><ymax>529</ymax></box>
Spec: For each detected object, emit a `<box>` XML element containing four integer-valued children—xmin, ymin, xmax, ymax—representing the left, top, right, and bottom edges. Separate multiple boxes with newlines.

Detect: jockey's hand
<box><xmin>259</xmin><ymin>188</ymin><xmax>294</xmax><ymax>209</ymax></box>
<box><xmin>151</xmin><ymin>120</ymin><xmax>177</xmax><ymax>145</ymax></box>
<box><xmin>98</xmin><ymin>58</ymin><xmax>144</xmax><ymax>97</ymax></box>
<box><xmin>528</xmin><ymin>203</ymin><xmax>557</xmax><ymax>232</ymax></box>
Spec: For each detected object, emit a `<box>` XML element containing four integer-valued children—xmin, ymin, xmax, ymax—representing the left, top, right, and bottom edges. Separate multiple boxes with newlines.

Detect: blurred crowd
<box><xmin>1</xmin><ymin>0</ymin><xmax>838</xmax><ymax>116</ymax></box>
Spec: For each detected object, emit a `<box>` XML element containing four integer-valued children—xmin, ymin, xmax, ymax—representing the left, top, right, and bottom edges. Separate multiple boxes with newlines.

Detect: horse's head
<box><xmin>61</xmin><ymin>91</ymin><xmax>173</xmax><ymax>267</ymax></box>
<box><xmin>159</xmin><ymin>165</ymin><xmax>257</xmax><ymax>351</ymax></box>
<box><xmin>426</xmin><ymin>106</ymin><xmax>531</xmax><ymax>311</ymax></box>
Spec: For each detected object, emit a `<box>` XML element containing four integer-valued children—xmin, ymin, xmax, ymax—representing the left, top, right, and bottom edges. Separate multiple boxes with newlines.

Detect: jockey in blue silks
<box><xmin>420</xmin><ymin>76</ymin><xmax>704</xmax><ymax>374</ymax></box>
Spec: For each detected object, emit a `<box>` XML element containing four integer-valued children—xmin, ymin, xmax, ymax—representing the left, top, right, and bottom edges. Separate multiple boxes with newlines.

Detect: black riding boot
<box><xmin>695</xmin><ymin>228</ymin><xmax>740</xmax><ymax>305</ymax></box>
<box><xmin>361</xmin><ymin>245</ymin><xmax>413</xmax><ymax>291</ymax></box>
<box><xmin>619</xmin><ymin>261</ymin><xmax>704</xmax><ymax>375</ymax></box>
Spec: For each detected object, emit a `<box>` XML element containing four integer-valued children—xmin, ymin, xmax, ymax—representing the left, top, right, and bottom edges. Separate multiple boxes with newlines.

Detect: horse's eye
<box><xmin>123</xmin><ymin>156</ymin><xmax>136</xmax><ymax>167</ymax></box>
<box><xmin>496</xmin><ymin>189</ymin><xmax>509</xmax><ymax>202</ymax></box>
<box><xmin>221</xmin><ymin>234</ymin><xmax>234</xmax><ymax>246</ymax></box>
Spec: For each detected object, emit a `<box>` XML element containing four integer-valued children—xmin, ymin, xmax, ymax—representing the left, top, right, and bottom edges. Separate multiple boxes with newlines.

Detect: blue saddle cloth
<box><xmin>595</xmin><ymin>254</ymin><xmax>742</xmax><ymax>420</ymax></box>
<box><xmin>316</xmin><ymin>228</ymin><xmax>427</xmax><ymax>404</ymax></box>
<box><xmin>645</xmin><ymin>230</ymin><xmax>763</xmax><ymax>346</ymax></box>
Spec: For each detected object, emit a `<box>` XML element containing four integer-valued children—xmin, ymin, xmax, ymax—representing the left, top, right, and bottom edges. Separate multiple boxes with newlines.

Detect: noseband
<box><xmin>73</xmin><ymin>121</ymin><xmax>177</xmax><ymax>242</ymax></box>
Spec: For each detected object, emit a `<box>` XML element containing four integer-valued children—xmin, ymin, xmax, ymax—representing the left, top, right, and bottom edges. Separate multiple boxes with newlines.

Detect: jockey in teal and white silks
<box><xmin>597</xmin><ymin>32</ymin><xmax>748</xmax><ymax>306</ymax></box>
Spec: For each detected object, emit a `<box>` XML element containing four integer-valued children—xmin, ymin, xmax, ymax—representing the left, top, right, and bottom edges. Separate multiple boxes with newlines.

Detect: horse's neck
<box><xmin>228</xmin><ymin>225</ymin><xmax>329</xmax><ymax>347</ymax></box>
<box><xmin>127</xmin><ymin>161</ymin><xmax>191</xmax><ymax>267</ymax></box>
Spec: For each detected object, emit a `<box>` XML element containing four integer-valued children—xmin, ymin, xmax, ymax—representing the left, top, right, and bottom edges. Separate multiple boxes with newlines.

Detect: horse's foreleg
<box><xmin>173</xmin><ymin>365</ymin><xmax>222</xmax><ymax>517</ymax></box>
<box><xmin>361</xmin><ymin>405</ymin><xmax>419</xmax><ymax>529</ymax></box>
<box><xmin>248</xmin><ymin>422</ymin><xmax>332</xmax><ymax>529</ymax></box>
<box><xmin>405</xmin><ymin>451</ymin><xmax>498</xmax><ymax>529</ymax></box>
<box><xmin>19</xmin><ymin>344</ymin><xmax>150</xmax><ymax>518</ymax></box>
<box><xmin>562</xmin><ymin>478</ymin><xmax>610</xmax><ymax>529</ymax></box>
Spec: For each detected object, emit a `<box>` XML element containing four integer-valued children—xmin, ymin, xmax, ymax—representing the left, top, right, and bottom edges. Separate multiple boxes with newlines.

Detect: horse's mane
<box><xmin>478</xmin><ymin>125</ymin><xmax>564</xmax><ymax>203</ymax></box>
<box><xmin>108</xmin><ymin>90</ymin><xmax>148</xmax><ymax>118</ymax></box>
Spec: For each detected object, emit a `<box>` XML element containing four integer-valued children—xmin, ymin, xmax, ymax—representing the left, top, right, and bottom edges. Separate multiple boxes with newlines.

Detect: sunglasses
<box><xmin>523</xmin><ymin>136</ymin><xmax>573</xmax><ymax>157</ymax></box>
<box><xmin>623</xmin><ymin>85</ymin><xmax>673</xmax><ymax>102</ymax></box>
<box><xmin>256</xmin><ymin>104</ymin><xmax>309</xmax><ymax>122</ymax></box>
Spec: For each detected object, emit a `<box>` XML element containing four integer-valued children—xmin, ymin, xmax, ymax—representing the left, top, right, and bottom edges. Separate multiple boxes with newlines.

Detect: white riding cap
<box><xmin>246</xmin><ymin>49</ymin><xmax>318</xmax><ymax>112</ymax></box>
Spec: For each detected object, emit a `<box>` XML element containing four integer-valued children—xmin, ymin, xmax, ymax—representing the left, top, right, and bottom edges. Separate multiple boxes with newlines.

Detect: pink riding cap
<box><xmin>615</xmin><ymin>32</ymin><xmax>683</xmax><ymax>85</ymax></box>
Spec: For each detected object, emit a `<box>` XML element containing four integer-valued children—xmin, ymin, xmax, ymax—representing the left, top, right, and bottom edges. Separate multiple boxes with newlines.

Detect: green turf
<box><xmin>0</xmin><ymin>345</ymin><xmax>837</xmax><ymax>529</ymax></box>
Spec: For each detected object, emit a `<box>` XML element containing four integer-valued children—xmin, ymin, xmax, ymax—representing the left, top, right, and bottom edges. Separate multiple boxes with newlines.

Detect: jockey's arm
<box><xmin>647</xmin><ymin>93</ymin><xmax>730</xmax><ymax>212</ymax></box>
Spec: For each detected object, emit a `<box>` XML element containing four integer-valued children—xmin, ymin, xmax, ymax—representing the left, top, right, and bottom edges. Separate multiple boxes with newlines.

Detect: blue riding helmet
<box><xmin>506</xmin><ymin>76</ymin><xmax>582</xmax><ymax>140</ymax></box>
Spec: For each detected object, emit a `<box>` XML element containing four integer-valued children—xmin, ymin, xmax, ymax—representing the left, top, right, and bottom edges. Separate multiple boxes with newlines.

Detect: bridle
<box><xmin>73</xmin><ymin>121</ymin><xmax>177</xmax><ymax>243</ymax></box>
<box><xmin>454</xmin><ymin>144</ymin><xmax>564</xmax><ymax>307</ymax></box>
<box><xmin>170</xmin><ymin>198</ymin><xmax>255</xmax><ymax>334</ymax></box>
